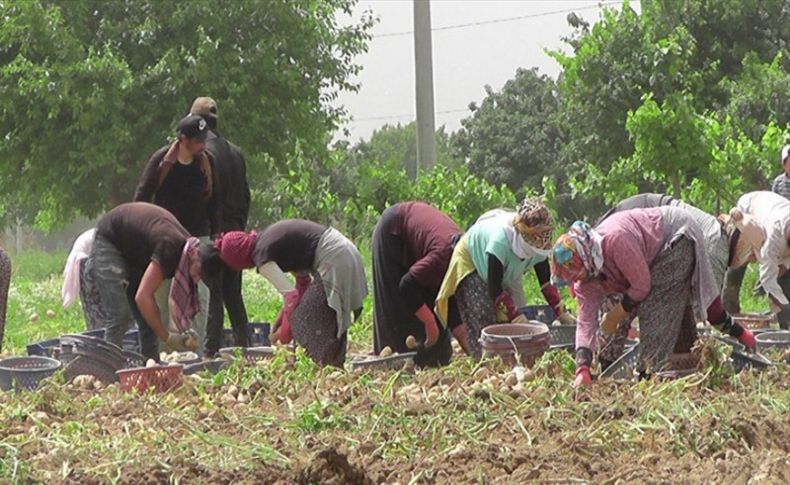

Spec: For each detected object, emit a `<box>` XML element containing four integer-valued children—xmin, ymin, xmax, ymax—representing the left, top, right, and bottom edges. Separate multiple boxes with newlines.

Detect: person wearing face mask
<box><xmin>134</xmin><ymin>114</ymin><xmax>221</xmax><ymax>355</ymax></box>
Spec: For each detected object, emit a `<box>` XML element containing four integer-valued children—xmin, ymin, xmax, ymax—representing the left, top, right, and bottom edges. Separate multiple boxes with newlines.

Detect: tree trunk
<box><xmin>670</xmin><ymin>170</ymin><xmax>682</xmax><ymax>199</ymax></box>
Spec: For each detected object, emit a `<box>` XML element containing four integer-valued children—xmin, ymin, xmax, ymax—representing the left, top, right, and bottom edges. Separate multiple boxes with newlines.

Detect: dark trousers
<box><xmin>206</xmin><ymin>265</ymin><xmax>250</xmax><ymax>354</ymax></box>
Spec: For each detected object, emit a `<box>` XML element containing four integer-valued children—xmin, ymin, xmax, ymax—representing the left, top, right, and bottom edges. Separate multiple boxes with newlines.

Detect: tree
<box><xmin>0</xmin><ymin>0</ymin><xmax>374</xmax><ymax>229</ymax></box>
<box><xmin>552</xmin><ymin>0</ymin><xmax>790</xmax><ymax>208</ymax></box>
<box><xmin>453</xmin><ymin>68</ymin><xmax>565</xmax><ymax>193</ymax></box>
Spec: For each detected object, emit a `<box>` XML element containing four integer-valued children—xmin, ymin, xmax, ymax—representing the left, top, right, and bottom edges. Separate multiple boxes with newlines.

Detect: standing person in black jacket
<box><xmin>190</xmin><ymin>97</ymin><xmax>252</xmax><ymax>356</ymax></box>
<box><xmin>134</xmin><ymin>114</ymin><xmax>221</xmax><ymax>355</ymax></box>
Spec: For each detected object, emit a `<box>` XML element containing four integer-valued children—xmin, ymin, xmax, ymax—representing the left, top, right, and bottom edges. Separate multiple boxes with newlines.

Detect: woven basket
<box><xmin>0</xmin><ymin>356</ymin><xmax>62</xmax><ymax>391</ymax></box>
<box><xmin>116</xmin><ymin>364</ymin><xmax>183</xmax><ymax>393</ymax></box>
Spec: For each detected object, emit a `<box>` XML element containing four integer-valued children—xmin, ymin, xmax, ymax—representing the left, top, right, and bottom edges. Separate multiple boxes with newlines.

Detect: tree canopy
<box><xmin>0</xmin><ymin>0</ymin><xmax>373</xmax><ymax>228</ymax></box>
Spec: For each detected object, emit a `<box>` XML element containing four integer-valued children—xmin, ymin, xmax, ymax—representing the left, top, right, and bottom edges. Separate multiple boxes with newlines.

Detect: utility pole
<box><xmin>412</xmin><ymin>0</ymin><xmax>436</xmax><ymax>179</ymax></box>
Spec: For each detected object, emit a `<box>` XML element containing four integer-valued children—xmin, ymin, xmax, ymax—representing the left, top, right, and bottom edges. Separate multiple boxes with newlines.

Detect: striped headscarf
<box><xmin>169</xmin><ymin>237</ymin><xmax>201</xmax><ymax>333</ymax></box>
<box><xmin>550</xmin><ymin>221</ymin><xmax>604</xmax><ymax>287</ymax></box>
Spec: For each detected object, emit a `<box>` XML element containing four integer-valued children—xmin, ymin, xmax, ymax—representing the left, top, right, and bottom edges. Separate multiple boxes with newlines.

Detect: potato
<box><xmin>379</xmin><ymin>346</ymin><xmax>393</xmax><ymax>357</ymax></box>
<box><xmin>73</xmin><ymin>375</ymin><xmax>96</xmax><ymax>390</ymax></box>
<box><xmin>29</xmin><ymin>313</ymin><xmax>39</xmax><ymax>323</ymax></box>
<box><xmin>405</xmin><ymin>335</ymin><xmax>418</xmax><ymax>350</ymax></box>
<box><xmin>146</xmin><ymin>359</ymin><xmax>158</xmax><ymax>368</ymax></box>
<box><xmin>504</xmin><ymin>373</ymin><xmax>518</xmax><ymax>387</ymax></box>
<box><xmin>46</xmin><ymin>309</ymin><xmax>56</xmax><ymax>318</ymax></box>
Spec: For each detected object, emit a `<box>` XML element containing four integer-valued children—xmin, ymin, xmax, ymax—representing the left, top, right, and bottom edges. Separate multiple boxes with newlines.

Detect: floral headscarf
<box><xmin>550</xmin><ymin>221</ymin><xmax>604</xmax><ymax>287</ymax></box>
<box><xmin>513</xmin><ymin>197</ymin><xmax>554</xmax><ymax>251</ymax></box>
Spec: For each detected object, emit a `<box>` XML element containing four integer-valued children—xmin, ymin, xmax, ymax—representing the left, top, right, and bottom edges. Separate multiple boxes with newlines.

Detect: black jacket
<box><xmin>206</xmin><ymin>130</ymin><xmax>251</xmax><ymax>231</ymax></box>
<box><xmin>134</xmin><ymin>143</ymin><xmax>222</xmax><ymax>237</ymax></box>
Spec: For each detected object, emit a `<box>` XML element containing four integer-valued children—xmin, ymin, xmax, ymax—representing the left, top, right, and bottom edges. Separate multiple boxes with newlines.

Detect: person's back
<box><xmin>207</xmin><ymin>134</ymin><xmax>250</xmax><ymax>232</ymax></box>
<box><xmin>772</xmin><ymin>145</ymin><xmax>790</xmax><ymax>200</ymax></box>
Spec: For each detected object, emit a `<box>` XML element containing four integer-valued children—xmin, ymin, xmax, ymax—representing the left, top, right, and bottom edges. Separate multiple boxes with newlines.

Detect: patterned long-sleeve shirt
<box><xmin>574</xmin><ymin>209</ymin><xmax>664</xmax><ymax>351</ymax></box>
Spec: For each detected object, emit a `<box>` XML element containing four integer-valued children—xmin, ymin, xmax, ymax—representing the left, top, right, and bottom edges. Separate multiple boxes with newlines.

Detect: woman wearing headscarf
<box><xmin>551</xmin><ymin>206</ymin><xmax>756</xmax><ymax>388</ymax></box>
<box><xmin>594</xmin><ymin>194</ymin><xmax>757</xmax><ymax>367</ymax></box>
<box><xmin>371</xmin><ymin>202</ymin><xmax>461</xmax><ymax>366</ymax></box>
<box><xmin>212</xmin><ymin>220</ymin><xmax>368</xmax><ymax>367</ymax></box>
<box><xmin>729</xmin><ymin>191</ymin><xmax>790</xmax><ymax>329</ymax></box>
<box><xmin>435</xmin><ymin>197</ymin><xmax>574</xmax><ymax>358</ymax></box>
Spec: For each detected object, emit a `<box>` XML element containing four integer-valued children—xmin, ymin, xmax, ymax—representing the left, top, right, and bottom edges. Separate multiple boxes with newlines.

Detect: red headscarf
<box><xmin>214</xmin><ymin>231</ymin><xmax>257</xmax><ymax>271</ymax></box>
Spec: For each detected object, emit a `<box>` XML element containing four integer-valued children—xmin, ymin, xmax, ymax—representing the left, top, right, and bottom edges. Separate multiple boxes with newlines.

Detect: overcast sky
<box><xmin>334</xmin><ymin>0</ymin><xmax>640</xmax><ymax>142</ymax></box>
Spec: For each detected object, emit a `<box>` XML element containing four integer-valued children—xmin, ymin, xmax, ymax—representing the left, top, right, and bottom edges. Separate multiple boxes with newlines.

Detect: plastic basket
<box><xmin>249</xmin><ymin>322</ymin><xmax>271</xmax><ymax>346</ymax></box>
<box><xmin>730</xmin><ymin>349</ymin><xmax>772</xmax><ymax>373</ymax></box>
<box><xmin>519</xmin><ymin>305</ymin><xmax>554</xmax><ymax>324</ymax></box>
<box><xmin>600</xmin><ymin>343</ymin><xmax>641</xmax><ymax>380</ymax></box>
<box><xmin>123</xmin><ymin>350</ymin><xmax>147</xmax><ymax>369</ymax></box>
<box><xmin>122</xmin><ymin>329</ymin><xmax>141</xmax><ymax>353</ymax></box>
<box><xmin>732</xmin><ymin>314</ymin><xmax>774</xmax><ymax>329</ymax></box>
<box><xmin>548</xmin><ymin>325</ymin><xmax>576</xmax><ymax>347</ymax></box>
<box><xmin>218</xmin><ymin>346</ymin><xmax>275</xmax><ymax>363</ymax></box>
<box><xmin>0</xmin><ymin>356</ymin><xmax>62</xmax><ymax>391</ymax></box>
<box><xmin>160</xmin><ymin>352</ymin><xmax>201</xmax><ymax>366</ymax></box>
<box><xmin>221</xmin><ymin>322</ymin><xmax>272</xmax><ymax>348</ymax></box>
<box><xmin>350</xmin><ymin>352</ymin><xmax>416</xmax><ymax>371</ymax></box>
<box><xmin>82</xmin><ymin>329</ymin><xmax>105</xmax><ymax>338</ymax></box>
<box><xmin>26</xmin><ymin>338</ymin><xmax>61</xmax><ymax>357</ymax></box>
<box><xmin>755</xmin><ymin>331</ymin><xmax>790</xmax><ymax>354</ymax></box>
<box><xmin>116</xmin><ymin>364</ymin><xmax>183</xmax><ymax>393</ymax></box>
<box><xmin>63</xmin><ymin>355</ymin><xmax>121</xmax><ymax>384</ymax></box>
<box><xmin>184</xmin><ymin>359</ymin><xmax>229</xmax><ymax>376</ymax></box>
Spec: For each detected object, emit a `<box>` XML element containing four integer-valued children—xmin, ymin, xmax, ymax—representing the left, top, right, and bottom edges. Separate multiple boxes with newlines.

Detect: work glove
<box><xmin>166</xmin><ymin>331</ymin><xmax>198</xmax><ymax>352</ymax></box>
<box><xmin>415</xmin><ymin>304</ymin><xmax>440</xmax><ymax>348</ymax></box>
<box><xmin>718</xmin><ymin>314</ymin><xmax>756</xmax><ymax>351</ymax></box>
<box><xmin>573</xmin><ymin>366</ymin><xmax>592</xmax><ymax>388</ymax></box>
<box><xmin>557</xmin><ymin>312</ymin><xmax>577</xmax><ymax>326</ymax></box>
<box><xmin>271</xmin><ymin>290</ymin><xmax>301</xmax><ymax>344</ymax></box>
<box><xmin>494</xmin><ymin>291</ymin><xmax>520</xmax><ymax>322</ymax></box>
<box><xmin>738</xmin><ymin>328</ymin><xmax>757</xmax><ymax>351</ymax></box>
<box><xmin>601</xmin><ymin>303</ymin><xmax>628</xmax><ymax>335</ymax></box>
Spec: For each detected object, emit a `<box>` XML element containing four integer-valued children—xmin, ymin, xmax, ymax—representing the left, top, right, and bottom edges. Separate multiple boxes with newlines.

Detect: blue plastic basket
<box><xmin>82</xmin><ymin>329</ymin><xmax>105</xmax><ymax>338</ymax></box>
<box><xmin>27</xmin><ymin>338</ymin><xmax>61</xmax><ymax>357</ymax></box>
<box><xmin>519</xmin><ymin>305</ymin><xmax>554</xmax><ymax>324</ymax></box>
<box><xmin>0</xmin><ymin>356</ymin><xmax>62</xmax><ymax>391</ymax></box>
<box><xmin>221</xmin><ymin>322</ymin><xmax>271</xmax><ymax>348</ymax></box>
<box><xmin>122</xmin><ymin>329</ymin><xmax>141</xmax><ymax>353</ymax></box>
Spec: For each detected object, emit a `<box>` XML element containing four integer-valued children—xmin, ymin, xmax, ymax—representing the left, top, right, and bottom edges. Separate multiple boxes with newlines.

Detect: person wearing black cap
<box><xmin>133</xmin><ymin>114</ymin><xmax>221</xmax><ymax>355</ymax></box>
<box><xmin>190</xmin><ymin>97</ymin><xmax>252</xmax><ymax>355</ymax></box>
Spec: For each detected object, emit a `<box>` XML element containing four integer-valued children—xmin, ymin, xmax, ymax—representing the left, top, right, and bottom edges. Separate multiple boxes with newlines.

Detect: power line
<box><xmin>348</xmin><ymin>108</ymin><xmax>470</xmax><ymax>123</ymax></box>
<box><xmin>372</xmin><ymin>1</ymin><xmax>622</xmax><ymax>38</ymax></box>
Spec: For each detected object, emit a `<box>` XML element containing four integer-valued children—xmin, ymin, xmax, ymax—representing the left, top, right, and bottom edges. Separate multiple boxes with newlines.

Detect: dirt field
<box><xmin>1</xmin><ymin>341</ymin><xmax>789</xmax><ymax>484</ymax></box>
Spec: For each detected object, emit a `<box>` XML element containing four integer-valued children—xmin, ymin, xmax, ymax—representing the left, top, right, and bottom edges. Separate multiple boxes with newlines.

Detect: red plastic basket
<box><xmin>116</xmin><ymin>364</ymin><xmax>183</xmax><ymax>393</ymax></box>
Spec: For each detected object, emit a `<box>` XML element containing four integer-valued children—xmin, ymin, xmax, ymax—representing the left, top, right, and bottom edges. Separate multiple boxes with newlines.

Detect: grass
<box><xmin>0</xmin><ymin>249</ymin><xmax>783</xmax><ymax>483</ymax></box>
